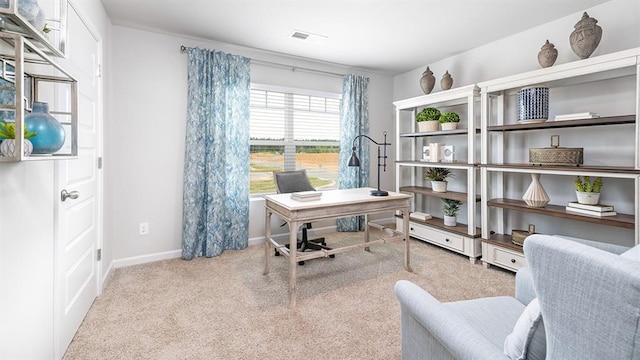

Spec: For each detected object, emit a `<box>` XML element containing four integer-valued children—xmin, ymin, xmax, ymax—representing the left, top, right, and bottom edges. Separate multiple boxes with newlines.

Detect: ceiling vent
<box><xmin>289</xmin><ymin>30</ymin><xmax>327</xmax><ymax>44</ymax></box>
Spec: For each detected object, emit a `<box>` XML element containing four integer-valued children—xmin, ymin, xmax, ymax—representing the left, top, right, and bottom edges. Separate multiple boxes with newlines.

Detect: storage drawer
<box><xmin>410</xmin><ymin>223</ymin><xmax>464</xmax><ymax>252</ymax></box>
<box><xmin>491</xmin><ymin>246</ymin><xmax>527</xmax><ymax>271</ymax></box>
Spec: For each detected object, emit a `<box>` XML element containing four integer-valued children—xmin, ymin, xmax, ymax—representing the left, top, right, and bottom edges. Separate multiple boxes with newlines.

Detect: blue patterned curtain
<box><xmin>182</xmin><ymin>48</ymin><xmax>251</xmax><ymax>260</ymax></box>
<box><xmin>337</xmin><ymin>74</ymin><xmax>370</xmax><ymax>232</ymax></box>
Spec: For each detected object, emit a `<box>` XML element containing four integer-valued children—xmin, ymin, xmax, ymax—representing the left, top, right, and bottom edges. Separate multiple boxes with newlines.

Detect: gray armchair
<box><xmin>395</xmin><ymin>234</ymin><xmax>640</xmax><ymax>360</ymax></box>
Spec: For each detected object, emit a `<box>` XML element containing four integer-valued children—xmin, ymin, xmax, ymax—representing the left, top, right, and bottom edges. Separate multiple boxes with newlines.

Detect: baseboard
<box><xmin>100</xmin><ymin>260</ymin><xmax>115</xmax><ymax>293</ymax></box>
<box><xmin>113</xmin><ymin>250</ymin><xmax>182</xmax><ymax>268</ymax></box>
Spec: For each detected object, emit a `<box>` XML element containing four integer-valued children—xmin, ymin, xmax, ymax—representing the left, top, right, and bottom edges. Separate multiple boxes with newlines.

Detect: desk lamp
<box><xmin>348</xmin><ymin>131</ymin><xmax>390</xmax><ymax>196</ymax></box>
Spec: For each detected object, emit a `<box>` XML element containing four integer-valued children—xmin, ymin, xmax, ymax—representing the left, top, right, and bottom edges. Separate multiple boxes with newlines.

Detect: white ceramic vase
<box><xmin>431</xmin><ymin>181</ymin><xmax>447</xmax><ymax>193</ymax></box>
<box><xmin>522</xmin><ymin>173</ymin><xmax>550</xmax><ymax>207</ymax></box>
<box><xmin>576</xmin><ymin>191</ymin><xmax>600</xmax><ymax>205</ymax></box>
<box><xmin>418</xmin><ymin>120</ymin><xmax>439</xmax><ymax>132</ymax></box>
<box><xmin>443</xmin><ymin>215</ymin><xmax>457</xmax><ymax>226</ymax></box>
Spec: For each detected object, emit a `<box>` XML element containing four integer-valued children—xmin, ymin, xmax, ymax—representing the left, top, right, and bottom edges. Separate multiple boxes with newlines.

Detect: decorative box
<box><xmin>511</xmin><ymin>224</ymin><xmax>537</xmax><ymax>246</ymax></box>
<box><xmin>529</xmin><ymin>135</ymin><xmax>583</xmax><ymax>166</ymax></box>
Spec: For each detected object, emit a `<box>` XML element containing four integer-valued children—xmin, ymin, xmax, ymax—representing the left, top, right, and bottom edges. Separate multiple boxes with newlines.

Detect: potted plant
<box><xmin>574</xmin><ymin>176</ymin><xmax>603</xmax><ymax>205</ymax></box>
<box><xmin>442</xmin><ymin>199</ymin><xmax>462</xmax><ymax>226</ymax></box>
<box><xmin>416</xmin><ymin>107</ymin><xmax>440</xmax><ymax>132</ymax></box>
<box><xmin>439</xmin><ymin>111</ymin><xmax>460</xmax><ymax>131</ymax></box>
<box><xmin>425</xmin><ymin>167</ymin><xmax>453</xmax><ymax>192</ymax></box>
<box><xmin>0</xmin><ymin>122</ymin><xmax>36</xmax><ymax>157</ymax></box>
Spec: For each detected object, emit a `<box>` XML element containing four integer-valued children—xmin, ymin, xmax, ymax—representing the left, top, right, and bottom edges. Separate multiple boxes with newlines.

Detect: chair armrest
<box><xmin>394</xmin><ymin>280</ymin><xmax>510</xmax><ymax>360</ymax></box>
<box><xmin>515</xmin><ymin>267</ymin><xmax>536</xmax><ymax>305</ymax></box>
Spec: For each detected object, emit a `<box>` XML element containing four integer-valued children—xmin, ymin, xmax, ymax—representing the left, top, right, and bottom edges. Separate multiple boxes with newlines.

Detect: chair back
<box><xmin>273</xmin><ymin>170</ymin><xmax>315</xmax><ymax>194</ymax></box>
<box><xmin>524</xmin><ymin>235</ymin><xmax>640</xmax><ymax>360</ymax></box>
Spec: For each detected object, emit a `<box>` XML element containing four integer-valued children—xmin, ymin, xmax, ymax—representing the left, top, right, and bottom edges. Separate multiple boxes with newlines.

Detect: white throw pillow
<box><xmin>621</xmin><ymin>245</ymin><xmax>640</xmax><ymax>262</ymax></box>
<box><xmin>504</xmin><ymin>298</ymin><xmax>546</xmax><ymax>360</ymax></box>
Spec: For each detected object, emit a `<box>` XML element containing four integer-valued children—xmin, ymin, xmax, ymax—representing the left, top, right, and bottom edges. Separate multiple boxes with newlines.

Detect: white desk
<box><xmin>263</xmin><ymin>187</ymin><xmax>412</xmax><ymax>307</ymax></box>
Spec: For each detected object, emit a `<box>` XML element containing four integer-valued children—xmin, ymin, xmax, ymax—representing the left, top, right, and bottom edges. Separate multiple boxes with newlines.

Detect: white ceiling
<box><xmin>99</xmin><ymin>0</ymin><xmax>612</xmax><ymax>75</ymax></box>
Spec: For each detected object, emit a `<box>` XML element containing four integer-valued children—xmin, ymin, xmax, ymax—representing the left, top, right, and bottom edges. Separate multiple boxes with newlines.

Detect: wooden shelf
<box><xmin>400</xmin><ymin>186</ymin><xmax>480</xmax><ymax>202</ymax></box>
<box><xmin>487</xmin><ymin>198</ymin><xmax>635</xmax><ymax>229</ymax></box>
<box><xmin>481</xmin><ymin>164</ymin><xmax>640</xmax><ymax>174</ymax></box>
<box><xmin>396</xmin><ymin>161</ymin><xmax>476</xmax><ymax>169</ymax></box>
<box><xmin>482</xmin><ymin>234</ymin><xmax>524</xmax><ymax>254</ymax></box>
<box><xmin>486</xmin><ymin>114</ymin><xmax>635</xmax><ymax>132</ymax></box>
<box><xmin>399</xmin><ymin>128</ymin><xmax>480</xmax><ymax>137</ymax></box>
<box><xmin>396</xmin><ymin>214</ymin><xmax>481</xmax><ymax>238</ymax></box>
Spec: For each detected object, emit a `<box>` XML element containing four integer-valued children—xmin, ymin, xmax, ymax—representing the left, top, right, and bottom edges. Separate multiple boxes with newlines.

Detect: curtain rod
<box><xmin>180</xmin><ymin>45</ymin><xmax>346</xmax><ymax>78</ymax></box>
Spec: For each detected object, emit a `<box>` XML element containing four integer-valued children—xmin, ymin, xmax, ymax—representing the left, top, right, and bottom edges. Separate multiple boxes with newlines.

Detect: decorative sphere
<box><xmin>25</xmin><ymin>102</ymin><xmax>65</xmax><ymax>154</ymax></box>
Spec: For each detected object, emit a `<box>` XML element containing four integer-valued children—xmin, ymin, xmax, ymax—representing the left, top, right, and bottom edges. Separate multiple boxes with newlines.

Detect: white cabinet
<box><xmin>394</xmin><ymin>85</ymin><xmax>482</xmax><ymax>263</ymax></box>
<box><xmin>478</xmin><ymin>47</ymin><xmax>640</xmax><ymax>270</ymax></box>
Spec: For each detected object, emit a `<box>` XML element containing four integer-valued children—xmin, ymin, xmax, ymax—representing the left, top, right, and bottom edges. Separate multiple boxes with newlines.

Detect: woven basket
<box><xmin>529</xmin><ymin>135</ymin><xmax>583</xmax><ymax>166</ymax></box>
<box><xmin>511</xmin><ymin>224</ymin><xmax>537</xmax><ymax>246</ymax></box>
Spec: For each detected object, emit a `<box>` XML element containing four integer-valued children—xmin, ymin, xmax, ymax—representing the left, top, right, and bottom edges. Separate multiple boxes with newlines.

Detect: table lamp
<box><xmin>348</xmin><ymin>131</ymin><xmax>390</xmax><ymax>196</ymax></box>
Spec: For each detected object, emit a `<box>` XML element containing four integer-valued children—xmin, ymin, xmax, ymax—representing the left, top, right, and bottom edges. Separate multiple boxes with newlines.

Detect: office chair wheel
<box><xmin>298</xmin><ymin>261</ymin><xmax>305</xmax><ymax>266</ymax></box>
<box><xmin>329</xmin><ymin>254</ymin><xmax>335</xmax><ymax>258</ymax></box>
<box><xmin>274</xmin><ymin>249</ymin><xmax>281</xmax><ymax>256</ymax></box>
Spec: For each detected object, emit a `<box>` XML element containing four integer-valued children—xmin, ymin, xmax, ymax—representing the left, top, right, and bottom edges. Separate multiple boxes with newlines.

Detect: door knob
<box><xmin>61</xmin><ymin>189</ymin><xmax>80</xmax><ymax>202</ymax></box>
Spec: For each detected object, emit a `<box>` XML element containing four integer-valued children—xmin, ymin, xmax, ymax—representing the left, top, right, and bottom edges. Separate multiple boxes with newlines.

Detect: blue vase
<box><xmin>25</xmin><ymin>102</ymin><xmax>65</xmax><ymax>154</ymax></box>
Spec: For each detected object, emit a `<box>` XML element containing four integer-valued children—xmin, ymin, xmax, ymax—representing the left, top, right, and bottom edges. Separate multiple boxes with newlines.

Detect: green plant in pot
<box><xmin>574</xmin><ymin>176</ymin><xmax>602</xmax><ymax>205</ymax></box>
<box><xmin>442</xmin><ymin>199</ymin><xmax>462</xmax><ymax>226</ymax></box>
<box><xmin>425</xmin><ymin>167</ymin><xmax>453</xmax><ymax>193</ymax></box>
<box><xmin>439</xmin><ymin>111</ymin><xmax>460</xmax><ymax>131</ymax></box>
<box><xmin>416</xmin><ymin>107</ymin><xmax>440</xmax><ymax>132</ymax></box>
<box><xmin>0</xmin><ymin>122</ymin><xmax>37</xmax><ymax>157</ymax></box>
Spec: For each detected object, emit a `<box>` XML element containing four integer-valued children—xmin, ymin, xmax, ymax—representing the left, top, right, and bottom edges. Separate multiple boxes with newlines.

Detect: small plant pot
<box><xmin>431</xmin><ymin>181</ymin><xmax>447</xmax><ymax>193</ymax></box>
<box><xmin>576</xmin><ymin>191</ymin><xmax>600</xmax><ymax>205</ymax></box>
<box><xmin>418</xmin><ymin>120</ymin><xmax>439</xmax><ymax>132</ymax></box>
<box><xmin>0</xmin><ymin>139</ymin><xmax>33</xmax><ymax>157</ymax></box>
<box><xmin>443</xmin><ymin>215</ymin><xmax>457</xmax><ymax>226</ymax></box>
<box><xmin>440</xmin><ymin>122</ymin><xmax>458</xmax><ymax>131</ymax></box>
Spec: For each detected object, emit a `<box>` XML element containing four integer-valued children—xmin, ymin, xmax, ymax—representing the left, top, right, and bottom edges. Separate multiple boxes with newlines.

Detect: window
<box><xmin>250</xmin><ymin>84</ymin><xmax>341</xmax><ymax>195</ymax></box>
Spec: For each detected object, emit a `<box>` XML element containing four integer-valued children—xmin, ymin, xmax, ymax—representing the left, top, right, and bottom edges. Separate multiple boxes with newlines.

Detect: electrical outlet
<box><xmin>139</xmin><ymin>222</ymin><xmax>149</xmax><ymax>235</ymax></box>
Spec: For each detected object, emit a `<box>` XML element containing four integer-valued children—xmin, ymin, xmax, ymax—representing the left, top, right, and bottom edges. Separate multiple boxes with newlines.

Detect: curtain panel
<box><xmin>182</xmin><ymin>48</ymin><xmax>251</xmax><ymax>260</ymax></box>
<box><xmin>337</xmin><ymin>74</ymin><xmax>370</xmax><ymax>232</ymax></box>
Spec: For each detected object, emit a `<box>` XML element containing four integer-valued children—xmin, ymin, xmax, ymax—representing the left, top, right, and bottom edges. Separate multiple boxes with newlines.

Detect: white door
<box><xmin>53</xmin><ymin>4</ymin><xmax>102</xmax><ymax>359</ymax></box>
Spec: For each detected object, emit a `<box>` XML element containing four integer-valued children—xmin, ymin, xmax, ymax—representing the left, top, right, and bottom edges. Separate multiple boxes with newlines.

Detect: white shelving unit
<box><xmin>394</xmin><ymin>84</ymin><xmax>482</xmax><ymax>263</ymax></box>
<box><xmin>0</xmin><ymin>32</ymin><xmax>77</xmax><ymax>161</ymax></box>
<box><xmin>478</xmin><ymin>47</ymin><xmax>640</xmax><ymax>272</ymax></box>
<box><xmin>0</xmin><ymin>0</ymin><xmax>68</xmax><ymax>57</ymax></box>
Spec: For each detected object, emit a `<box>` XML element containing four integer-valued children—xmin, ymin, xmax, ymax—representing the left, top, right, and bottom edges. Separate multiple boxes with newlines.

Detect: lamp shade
<box><xmin>348</xmin><ymin>149</ymin><xmax>360</xmax><ymax>167</ymax></box>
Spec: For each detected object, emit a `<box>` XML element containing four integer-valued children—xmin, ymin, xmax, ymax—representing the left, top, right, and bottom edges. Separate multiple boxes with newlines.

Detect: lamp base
<box><xmin>370</xmin><ymin>189</ymin><xmax>389</xmax><ymax>196</ymax></box>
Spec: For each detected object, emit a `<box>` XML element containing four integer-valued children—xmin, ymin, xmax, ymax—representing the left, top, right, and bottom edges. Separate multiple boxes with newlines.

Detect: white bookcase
<box><xmin>394</xmin><ymin>85</ymin><xmax>482</xmax><ymax>263</ymax></box>
<box><xmin>478</xmin><ymin>47</ymin><xmax>640</xmax><ymax>272</ymax></box>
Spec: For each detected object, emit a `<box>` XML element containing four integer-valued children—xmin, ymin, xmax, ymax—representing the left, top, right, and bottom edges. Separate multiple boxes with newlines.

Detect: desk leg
<box><xmin>263</xmin><ymin>209</ymin><xmax>272</xmax><ymax>275</ymax></box>
<box><xmin>403</xmin><ymin>206</ymin><xmax>413</xmax><ymax>272</ymax></box>
<box><xmin>289</xmin><ymin>220</ymin><xmax>299</xmax><ymax>308</ymax></box>
<box><xmin>364</xmin><ymin>214</ymin><xmax>370</xmax><ymax>252</ymax></box>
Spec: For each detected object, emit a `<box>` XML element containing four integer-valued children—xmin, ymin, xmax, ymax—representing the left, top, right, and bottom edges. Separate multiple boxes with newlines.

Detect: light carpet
<box><xmin>63</xmin><ymin>230</ymin><xmax>515</xmax><ymax>360</ymax></box>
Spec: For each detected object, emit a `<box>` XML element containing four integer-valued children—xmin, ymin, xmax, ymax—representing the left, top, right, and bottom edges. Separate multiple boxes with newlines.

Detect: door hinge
<box><xmin>96</xmin><ymin>64</ymin><xmax>102</xmax><ymax>78</ymax></box>
<box><xmin>97</xmin><ymin>249</ymin><xmax>102</xmax><ymax>261</ymax></box>
<box><xmin>97</xmin><ymin>157</ymin><xmax>103</xmax><ymax>169</ymax></box>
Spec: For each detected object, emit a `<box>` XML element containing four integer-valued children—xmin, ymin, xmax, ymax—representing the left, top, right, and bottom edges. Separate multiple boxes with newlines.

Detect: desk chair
<box><xmin>273</xmin><ymin>170</ymin><xmax>333</xmax><ymax>265</ymax></box>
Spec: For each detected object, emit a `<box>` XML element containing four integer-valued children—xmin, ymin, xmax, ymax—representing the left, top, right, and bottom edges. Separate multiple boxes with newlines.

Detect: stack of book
<box><xmin>409</xmin><ymin>212</ymin><xmax>432</xmax><ymax>221</ymax></box>
<box><xmin>554</xmin><ymin>112</ymin><xmax>599</xmax><ymax>121</ymax></box>
<box><xmin>290</xmin><ymin>191</ymin><xmax>322</xmax><ymax>202</ymax></box>
<box><xmin>565</xmin><ymin>202</ymin><xmax>617</xmax><ymax>217</ymax></box>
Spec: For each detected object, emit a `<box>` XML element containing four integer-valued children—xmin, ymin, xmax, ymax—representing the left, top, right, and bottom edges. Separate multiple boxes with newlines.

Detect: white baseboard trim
<box><xmin>100</xmin><ymin>260</ymin><xmax>115</xmax><ymax>292</ymax></box>
<box><xmin>113</xmin><ymin>250</ymin><xmax>182</xmax><ymax>268</ymax></box>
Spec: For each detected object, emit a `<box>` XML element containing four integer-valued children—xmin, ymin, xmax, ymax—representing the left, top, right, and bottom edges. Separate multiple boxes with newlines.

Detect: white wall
<box><xmin>0</xmin><ymin>0</ymin><xmax>111</xmax><ymax>359</ymax></box>
<box><xmin>108</xmin><ymin>26</ymin><xmax>394</xmax><ymax>264</ymax></box>
<box><xmin>392</xmin><ymin>0</ymin><xmax>640</xmax><ymax>246</ymax></box>
<box><xmin>394</xmin><ymin>0</ymin><xmax>639</xmax><ymax>100</ymax></box>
